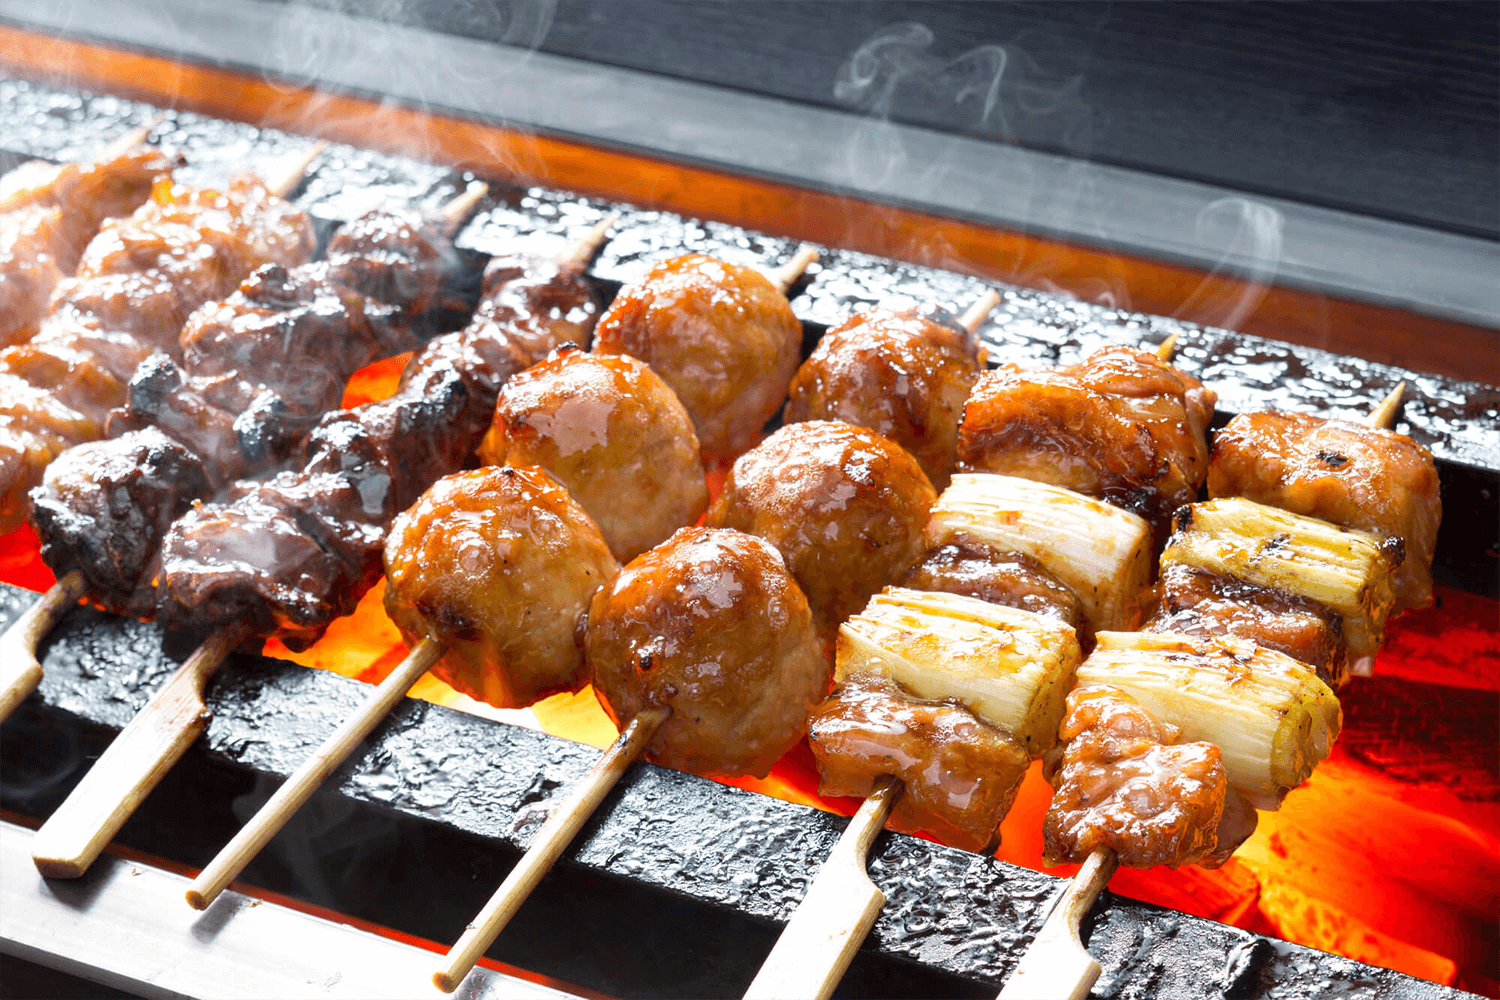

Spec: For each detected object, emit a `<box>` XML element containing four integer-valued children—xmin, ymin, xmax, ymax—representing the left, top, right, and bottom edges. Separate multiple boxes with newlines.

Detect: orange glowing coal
<box><xmin>2</xmin><ymin>352</ymin><xmax>1495</xmax><ymax>995</ymax></box>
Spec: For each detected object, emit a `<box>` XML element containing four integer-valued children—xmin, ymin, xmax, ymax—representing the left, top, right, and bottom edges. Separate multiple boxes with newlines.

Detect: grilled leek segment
<box><xmin>926</xmin><ymin>473</ymin><xmax>1152</xmax><ymax>634</ymax></box>
<box><xmin>836</xmin><ymin>587</ymin><xmax>1082</xmax><ymax>755</ymax></box>
<box><xmin>1079</xmin><ymin>631</ymin><xmax>1342</xmax><ymax>809</ymax></box>
<box><xmin>1161</xmin><ymin>498</ymin><xmax>1397</xmax><ymax>659</ymax></box>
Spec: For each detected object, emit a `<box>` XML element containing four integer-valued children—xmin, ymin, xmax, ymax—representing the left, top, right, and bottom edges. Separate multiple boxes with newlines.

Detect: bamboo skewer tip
<box><xmin>433</xmin><ymin>704</ymin><xmax>669</xmax><ymax>993</ymax></box>
<box><xmin>1365</xmin><ymin>381</ymin><xmax>1405</xmax><ymax>430</ymax></box>
<box><xmin>103</xmin><ymin>113</ymin><xmax>169</xmax><ymax>157</ymax></box>
<box><xmin>264</xmin><ymin>140</ymin><xmax>328</xmax><ymax>200</ymax></box>
<box><xmin>0</xmin><ymin>570</ymin><xmax>87</xmax><ymax>724</ymax></box>
<box><xmin>772</xmin><ymin>245</ymin><xmax>821</xmax><ymax>296</ymax></box>
<box><xmin>958</xmin><ymin>289</ymin><xmax>1002</xmax><ymax>335</ymax></box>
<box><xmin>439</xmin><ymin>181</ymin><xmax>489</xmax><ymax>234</ymax></box>
<box><xmin>1156</xmin><ymin>331</ymin><xmax>1180</xmax><ymax>362</ymax></box>
<box><xmin>557</xmin><ymin>210</ymin><xmax>621</xmax><ymax>268</ymax></box>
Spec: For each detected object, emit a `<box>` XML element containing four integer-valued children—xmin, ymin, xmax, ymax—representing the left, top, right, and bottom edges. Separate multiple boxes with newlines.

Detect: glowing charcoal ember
<box><xmin>1077</xmin><ymin>631</ymin><xmax>1342</xmax><ymax>810</ymax></box>
<box><xmin>926</xmin><ymin>472</ymin><xmax>1153</xmax><ymax>636</ymax></box>
<box><xmin>1161</xmin><ymin>498</ymin><xmax>1398</xmax><ymax>663</ymax></box>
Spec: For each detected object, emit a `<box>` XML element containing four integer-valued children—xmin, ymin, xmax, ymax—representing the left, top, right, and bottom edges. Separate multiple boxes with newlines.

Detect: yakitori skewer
<box><xmin>997</xmin><ymin>381</ymin><xmax>1421</xmax><ymax>1000</ymax></box>
<box><xmin>0</xmin><ymin>180</ymin><xmax>485</xmax><ymax>728</ymax></box>
<box><xmin>26</xmin><ymin>180</ymin><xmax>533</xmax><ymax>882</ymax></box>
<box><xmin>433</xmin><ymin>247</ymin><xmax>821</xmax><ymax>993</ymax></box>
<box><xmin>0</xmin><ymin>141</ymin><xmax>325</xmax><ymax>531</ymax></box>
<box><xmin>744</xmin><ymin>335</ymin><xmax>1183</xmax><ymax>1000</ymax></box>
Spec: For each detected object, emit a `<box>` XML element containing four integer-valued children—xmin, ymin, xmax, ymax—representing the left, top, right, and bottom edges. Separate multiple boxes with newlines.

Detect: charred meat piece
<box><xmin>784</xmin><ymin>307</ymin><xmax>984</xmax><ymax>489</ymax></box>
<box><xmin>478</xmin><ymin>347</ymin><xmax>708</xmax><ymax>563</ymax></box>
<box><xmin>809</xmin><ymin>673</ymin><xmax>1029</xmax><ymax>854</ymax></box>
<box><xmin>593</xmin><ymin>253</ymin><xmax>802</xmax><ymax>462</ymax></box>
<box><xmin>325</xmin><ymin>208</ymin><xmax>448</xmax><ymax>315</ymax></box>
<box><xmin>901</xmin><ymin>543</ymin><xmax>1084</xmax><ymax>633</ymax></box>
<box><xmin>29</xmin><ymin>428</ymin><xmax>211</xmax><ymax>617</ymax></box>
<box><xmin>707</xmin><ymin>420</ymin><xmax>937</xmax><ymax>631</ymax></box>
<box><xmin>1043</xmin><ymin>684</ymin><xmax>1235</xmax><ymax>869</ymax></box>
<box><xmin>957</xmin><ymin>347</ymin><xmax>1216</xmax><ymax>533</ymax></box>
<box><xmin>1148</xmin><ymin>562</ymin><xmax>1349</xmax><ymax>688</ymax></box>
<box><xmin>384</xmin><ymin>466</ymin><xmax>619</xmax><ymax>708</ymax></box>
<box><xmin>587</xmin><ymin>526</ymin><xmax>831</xmax><ymax>779</ymax></box>
<box><xmin>1208</xmin><ymin>410</ymin><xmax>1440</xmax><ymax>612</ymax></box>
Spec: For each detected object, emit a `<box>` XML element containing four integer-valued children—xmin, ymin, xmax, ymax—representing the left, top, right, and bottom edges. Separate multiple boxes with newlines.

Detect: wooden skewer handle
<box><xmin>433</xmin><ymin>706</ymin><xmax>669</xmax><ymax>994</ymax></box>
<box><xmin>996</xmin><ymin>847</ymin><xmax>1119</xmax><ymax>1000</ymax></box>
<box><xmin>743</xmin><ymin>777</ymin><xmax>903</xmax><ymax>1000</ymax></box>
<box><xmin>30</xmin><ymin>625</ymin><xmax>246</xmax><ymax>879</ymax></box>
<box><xmin>0</xmin><ymin>570</ymin><xmax>86</xmax><ymax>724</ymax></box>
<box><xmin>186</xmin><ymin>637</ymin><xmax>443</xmax><ymax>910</ymax></box>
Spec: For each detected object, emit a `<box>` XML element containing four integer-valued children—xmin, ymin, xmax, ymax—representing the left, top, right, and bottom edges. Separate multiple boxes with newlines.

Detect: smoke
<box><xmin>1173</xmin><ymin>196</ymin><xmax>1286</xmax><ymax>332</ymax></box>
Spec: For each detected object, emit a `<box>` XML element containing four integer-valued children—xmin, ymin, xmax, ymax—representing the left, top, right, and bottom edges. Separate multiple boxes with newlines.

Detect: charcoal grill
<box><xmin>0</xmin><ymin>4</ymin><xmax>1496</xmax><ymax>998</ymax></box>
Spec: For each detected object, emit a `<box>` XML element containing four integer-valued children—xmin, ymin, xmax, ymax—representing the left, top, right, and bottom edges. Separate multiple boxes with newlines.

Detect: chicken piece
<box><xmin>116</xmin><ymin>262</ymin><xmax>416</xmax><ymax>479</ymax></box>
<box><xmin>325</xmin><ymin>208</ymin><xmax>448</xmax><ymax>315</ymax></box>
<box><xmin>478</xmin><ymin>347</ymin><xmax>708</xmax><ymax>562</ymax></box>
<box><xmin>1</xmin><ymin>207</ymin><xmax>68</xmax><ymax>347</ymax></box>
<box><xmin>957</xmin><ymin>347</ymin><xmax>1216</xmax><ymax>533</ymax></box>
<box><xmin>706</xmin><ymin>420</ymin><xmax>937</xmax><ymax>630</ymax></box>
<box><xmin>593</xmin><ymin>253</ymin><xmax>802</xmax><ymax>461</ymax></box>
<box><xmin>1208</xmin><ymin>410</ymin><xmax>1440</xmax><ymax>612</ymax></box>
<box><xmin>809</xmin><ymin>673</ymin><xmax>1029</xmax><ymax>853</ymax></box>
<box><xmin>29</xmin><ymin>428</ymin><xmax>212</xmax><ymax>617</ymax></box>
<box><xmin>474</xmin><ymin>254</ymin><xmax>602</xmax><ymax>366</ymax></box>
<box><xmin>1043</xmin><ymin>684</ymin><xmax>1235</xmax><ymax>869</ymax></box>
<box><xmin>384</xmin><ymin>466</ymin><xmax>619</xmax><ymax>708</ymax></box>
<box><xmin>1147</xmin><ymin>562</ymin><xmax>1349</xmax><ymax>688</ymax></box>
<box><xmin>397</xmin><ymin>252</ymin><xmax>600</xmax><ymax>449</ymax></box>
<box><xmin>901</xmin><ymin>543</ymin><xmax>1083</xmax><ymax>633</ymax></box>
<box><xmin>587</xmin><ymin>526</ymin><xmax>830</xmax><ymax>779</ymax></box>
<box><xmin>1</xmin><ymin>146</ymin><xmax>174</xmax><ymax>248</ymax></box>
<box><xmin>156</xmin><ymin>481</ymin><xmax>371</xmax><ymax>648</ymax></box>
<box><xmin>784</xmin><ymin>307</ymin><xmax>983</xmax><ymax>489</ymax></box>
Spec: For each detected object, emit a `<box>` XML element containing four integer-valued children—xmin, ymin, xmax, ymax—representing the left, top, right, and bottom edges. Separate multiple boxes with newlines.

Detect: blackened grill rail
<box><xmin>0</xmin><ymin>584</ymin><xmax>1469</xmax><ymax>1000</ymax></box>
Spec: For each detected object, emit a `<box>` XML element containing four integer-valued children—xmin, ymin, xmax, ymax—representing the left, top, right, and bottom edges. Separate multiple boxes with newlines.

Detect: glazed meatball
<box><xmin>478</xmin><ymin>347</ymin><xmax>708</xmax><ymax>563</ymax></box>
<box><xmin>592</xmin><ymin>254</ymin><xmax>802</xmax><ymax>461</ymax></box>
<box><xmin>784</xmin><ymin>308</ymin><xmax>983</xmax><ymax>488</ymax></box>
<box><xmin>586</xmin><ymin>526</ymin><xmax>831</xmax><ymax>779</ymax></box>
<box><xmin>384</xmin><ymin>466</ymin><xmax>619</xmax><ymax>708</ymax></box>
<box><xmin>706</xmin><ymin>421</ymin><xmax>936</xmax><ymax>630</ymax></box>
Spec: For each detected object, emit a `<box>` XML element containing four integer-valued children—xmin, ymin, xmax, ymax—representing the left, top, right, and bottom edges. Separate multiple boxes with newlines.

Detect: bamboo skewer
<box><xmin>176</xmin><ymin>212</ymin><xmax>616</xmax><ymax>910</ymax></box>
<box><xmin>100</xmin><ymin>114</ymin><xmax>167</xmax><ymax>158</ymax></box>
<box><xmin>0</xmin><ymin>569</ymin><xmax>86</xmax><ymax>723</ymax></box>
<box><xmin>432</xmin><ymin>705</ymin><xmax>669</xmax><ymax>993</ymax></box>
<box><xmin>31</xmin><ymin>623</ymin><xmax>251</xmax><ymax>878</ymax></box>
<box><xmin>433</xmin><ymin>242</ymin><xmax>821</xmax><ymax>994</ymax></box>
<box><xmin>439</xmin><ymin>181</ymin><xmax>488</xmax><ymax>231</ymax></box>
<box><xmin>743</xmin><ymin>324</ymin><xmax>1174</xmax><ymax>999</ymax></box>
<box><xmin>26</xmin><ymin>145</ymin><xmax>335</xmax><ymax>880</ymax></box>
<box><xmin>992</xmin><ymin>378</ymin><xmax>1405</xmax><ymax>1000</ymax></box>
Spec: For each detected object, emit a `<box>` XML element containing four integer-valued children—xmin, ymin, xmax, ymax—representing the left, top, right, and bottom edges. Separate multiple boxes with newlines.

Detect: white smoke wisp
<box><xmin>1173</xmin><ymin>196</ymin><xmax>1286</xmax><ymax>332</ymax></box>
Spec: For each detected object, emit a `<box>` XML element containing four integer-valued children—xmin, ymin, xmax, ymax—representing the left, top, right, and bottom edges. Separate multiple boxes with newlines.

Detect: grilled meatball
<box><xmin>593</xmin><ymin>254</ymin><xmax>802</xmax><ymax>461</ymax></box>
<box><xmin>809</xmin><ymin>673</ymin><xmax>1029</xmax><ymax>853</ymax></box>
<box><xmin>384</xmin><ymin>466</ymin><xmax>619</xmax><ymax>708</ymax></box>
<box><xmin>706</xmin><ymin>420</ymin><xmax>937</xmax><ymax>630</ymax></box>
<box><xmin>1043</xmin><ymin>684</ymin><xmax>1233</xmax><ymax>869</ymax></box>
<box><xmin>901</xmin><ymin>543</ymin><xmax>1083</xmax><ymax>633</ymax></box>
<box><xmin>1208</xmin><ymin>410</ymin><xmax>1440</xmax><ymax>612</ymax></box>
<box><xmin>587</xmin><ymin>526</ymin><xmax>830</xmax><ymax>779</ymax></box>
<box><xmin>30</xmin><ymin>428</ymin><xmax>211</xmax><ymax>617</ymax></box>
<box><xmin>478</xmin><ymin>347</ymin><xmax>708</xmax><ymax>562</ymax></box>
<box><xmin>958</xmin><ymin>347</ymin><xmax>1216</xmax><ymax>533</ymax></box>
<box><xmin>325</xmin><ymin>208</ymin><xmax>448</xmax><ymax>315</ymax></box>
<box><xmin>784</xmin><ymin>308</ymin><xmax>983</xmax><ymax>488</ymax></box>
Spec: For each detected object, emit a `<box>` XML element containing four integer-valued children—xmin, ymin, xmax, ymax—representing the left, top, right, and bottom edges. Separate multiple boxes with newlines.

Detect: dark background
<box><xmin>288</xmin><ymin>0</ymin><xmax>1500</xmax><ymax>240</ymax></box>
